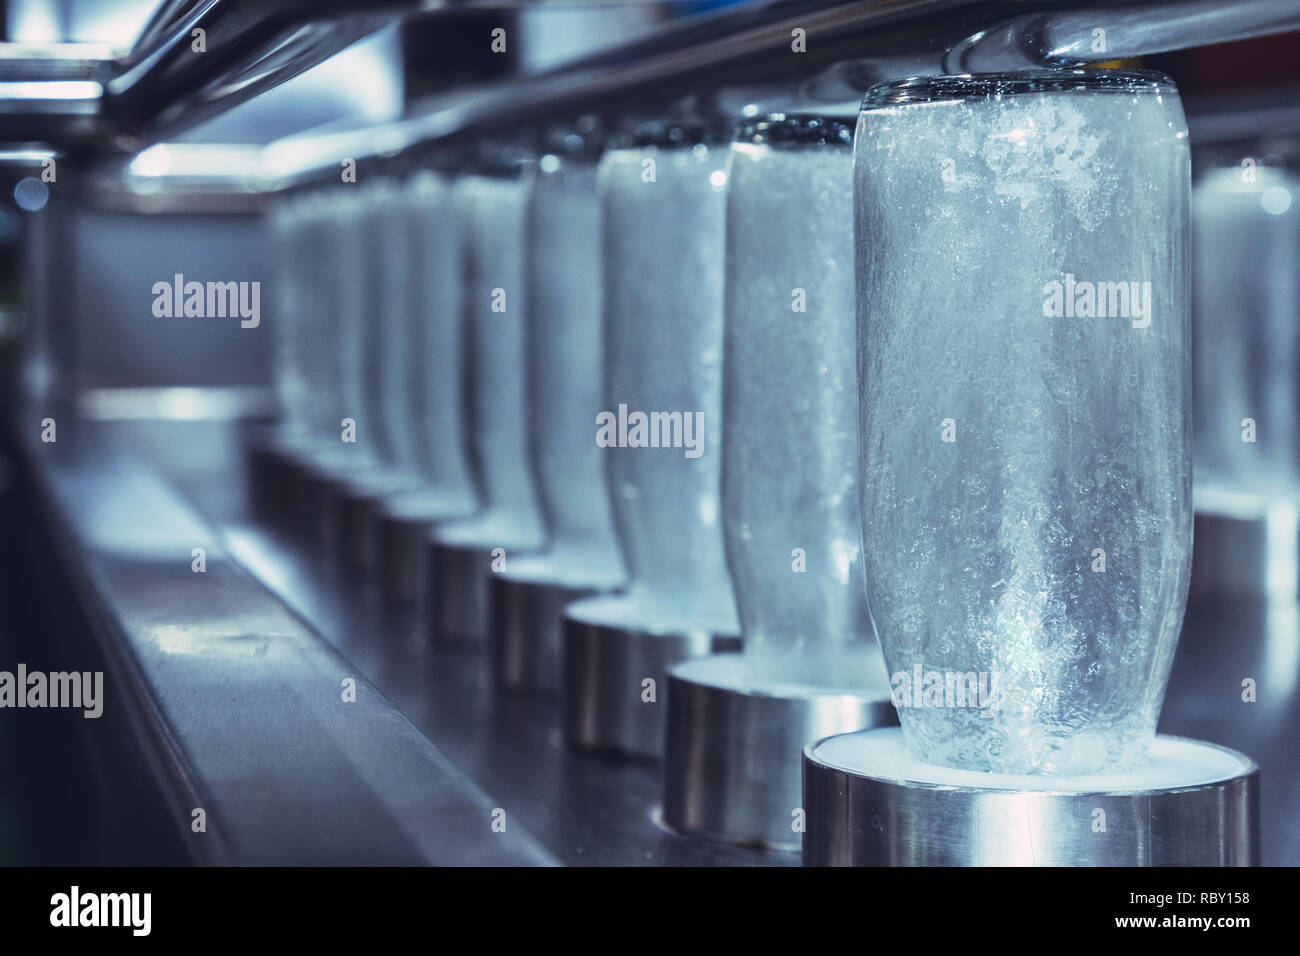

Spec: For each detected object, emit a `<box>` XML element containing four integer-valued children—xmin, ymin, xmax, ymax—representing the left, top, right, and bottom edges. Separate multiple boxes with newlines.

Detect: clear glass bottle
<box><xmin>327</xmin><ymin>186</ymin><xmax>374</xmax><ymax>466</ymax></box>
<box><xmin>502</xmin><ymin>130</ymin><xmax>625</xmax><ymax>586</ymax></box>
<box><xmin>266</xmin><ymin>193</ymin><xmax>313</xmax><ymax>446</ymax></box>
<box><xmin>374</xmin><ymin>178</ymin><xmax>420</xmax><ymax>479</ymax></box>
<box><xmin>1193</xmin><ymin>144</ymin><xmax>1300</xmax><ymax>498</ymax></box>
<box><xmin>403</xmin><ymin>170</ymin><xmax>478</xmax><ymax>514</ymax></box>
<box><xmin>722</xmin><ymin>113</ymin><xmax>889</xmax><ymax>690</ymax></box>
<box><xmin>432</xmin><ymin>164</ymin><xmax>546</xmax><ymax>554</ymax></box>
<box><xmin>855</xmin><ymin>71</ymin><xmax>1192</xmax><ymax>774</ymax></box>
<box><xmin>359</xmin><ymin>178</ymin><xmax>412</xmax><ymax>476</ymax></box>
<box><xmin>570</xmin><ymin>123</ymin><xmax>739</xmax><ymax>634</ymax></box>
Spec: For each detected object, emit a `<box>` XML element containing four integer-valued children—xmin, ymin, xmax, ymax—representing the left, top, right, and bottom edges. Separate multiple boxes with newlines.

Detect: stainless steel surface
<box><xmin>804</xmin><ymin>728</ymin><xmax>1259</xmax><ymax>866</ymax></box>
<box><xmin>490</xmin><ymin>576</ymin><xmax>603</xmax><ymax>695</ymax></box>
<box><xmin>663</xmin><ymin>653</ymin><xmax>896</xmax><ymax>851</ymax></box>
<box><xmin>25</xmin><ymin>417</ymin><xmax>1292</xmax><ymax>865</ymax></box>
<box><xmin>197</xmin><ymin>420</ymin><xmax>781</xmax><ymax>865</ymax></box>
<box><xmin>12</xmin><ymin>415</ymin><xmax>557</xmax><ymax>865</ymax></box>
<box><xmin>561</xmin><ymin>608</ymin><xmax>739</xmax><ymax>760</ymax></box>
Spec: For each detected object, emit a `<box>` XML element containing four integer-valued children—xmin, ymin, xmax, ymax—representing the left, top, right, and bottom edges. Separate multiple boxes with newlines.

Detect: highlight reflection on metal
<box><xmin>429</xmin><ymin>169</ymin><xmax>545</xmax><ymax>647</ymax></box>
<box><xmin>662</xmin><ymin>114</ymin><xmax>895</xmax><ymax>848</ymax></box>
<box><xmin>562</xmin><ymin>127</ymin><xmax>739</xmax><ymax>758</ymax></box>
<box><xmin>491</xmin><ymin>143</ymin><xmax>625</xmax><ymax>693</ymax></box>
<box><xmin>855</xmin><ymin>71</ymin><xmax>1192</xmax><ymax>775</ymax></box>
<box><xmin>803</xmin><ymin>729</ymin><xmax>1258</xmax><ymax>866</ymax></box>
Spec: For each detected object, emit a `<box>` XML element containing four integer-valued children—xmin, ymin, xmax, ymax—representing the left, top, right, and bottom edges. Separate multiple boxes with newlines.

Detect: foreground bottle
<box><xmin>855</xmin><ymin>70</ymin><xmax>1192</xmax><ymax>774</ymax></box>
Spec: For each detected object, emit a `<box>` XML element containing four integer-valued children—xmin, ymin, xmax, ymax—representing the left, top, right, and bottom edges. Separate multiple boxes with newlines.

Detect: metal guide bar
<box><xmin>15</xmin><ymin>416</ymin><xmax>558</xmax><ymax>866</ymax></box>
<box><xmin>262</xmin><ymin>0</ymin><xmax>1300</xmax><ymax>186</ymax></box>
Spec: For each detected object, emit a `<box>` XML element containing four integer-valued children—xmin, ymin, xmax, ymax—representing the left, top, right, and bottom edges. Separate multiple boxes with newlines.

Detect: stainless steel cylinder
<box><xmin>246</xmin><ymin>435</ymin><xmax>304</xmax><ymax>528</ymax></box>
<box><xmin>562</xmin><ymin>599</ymin><xmax>739</xmax><ymax>759</ymax></box>
<box><xmin>373</xmin><ymin>506</ymin><xmax>432</xmax><ymax>611</ymax></box>
<box><xmin>664</xmin><ymin>654</ymin><xmax>895</xmax><ymax>850</ymax></box>
<box><xmin>803</xmin><ymin>728</ymin><xmax>1258</xmax><ymax>866</ymax></box>
<box><xmin>330</xmin><ymin>471</ymin><xmax>416</xmax><ymax>579</ymax></box>
<box><xmin>426</xmin><ymin>541</ymin><xmax>498</xmax><ymax>649</ymax></box>
<box><xmin>491</xmin><ymin>577</ymin><xmax>599</xmax><ymax>693</ymax></box>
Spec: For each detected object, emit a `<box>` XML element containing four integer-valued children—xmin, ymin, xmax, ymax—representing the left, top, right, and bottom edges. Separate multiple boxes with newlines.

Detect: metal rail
<box><xmin>0</xmin><ymin>1</ymin><xmax>414</xmax><ymax>146</ymax></box>
<box><xmin>4</xmin><ymin>1</ymin><xmax>1296</xmax><ymax>184</ymax></box>
<box><xmin>261</xmin><ymin>0</ymin><xmax>1300</xmax><ymax>187</ymax></box>
<box><xmin>13</xmin><ymin>416</ymin><xmax>557</xmax><ymax>865</ymax></box>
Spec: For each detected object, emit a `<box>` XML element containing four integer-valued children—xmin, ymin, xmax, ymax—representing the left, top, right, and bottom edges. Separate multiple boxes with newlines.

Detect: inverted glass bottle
<box><xmin>266</xmin><ymin>194</ymin><xmax>314</xmax><ymax>446</ymax></box>
<box><xmin>402</xmin><ymin>170</ymin><xmax>478</xmax><ymax>513</ymax></box>
<box><xmin>855</xmin><ymin>71</ymin><xmax>1192</xmax><ymax>774</ymax></box>
<box><xmin>504</xmin><ymin>142</ymin><xmax>625</xmax><ymax>586</ymax></box>
<box><xmin>723</xmin><ymin>114</ymin><xmax>889</xmax><ymax>690</ymax></box>
<box><xmin>362</xmin><ymin>178</ymin><xmax>415</xmax><ymax>477</ymax></box>
<box><xmin>573</xmin><ymin>124</ymin><xmax>739</xmax><ymax>634</ymax></box>
<box><xmin>432</xmin><ymin>168</ymin><xmax>546</xmax><ymax>554</ymax></box>
<box><xmin>302</xmin><ymin>189</ymin><xmax>357</xmax><ymax>459</ymax></box>
<box><xmin>323</xmin><ymin>187</ymin><xmax>377</xmax><ymax>467</ymax></box>
<box><xmin>1193</xmin><ymin>154</ymin><xmax>1300</xmax><ymax>497</ymax></box>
